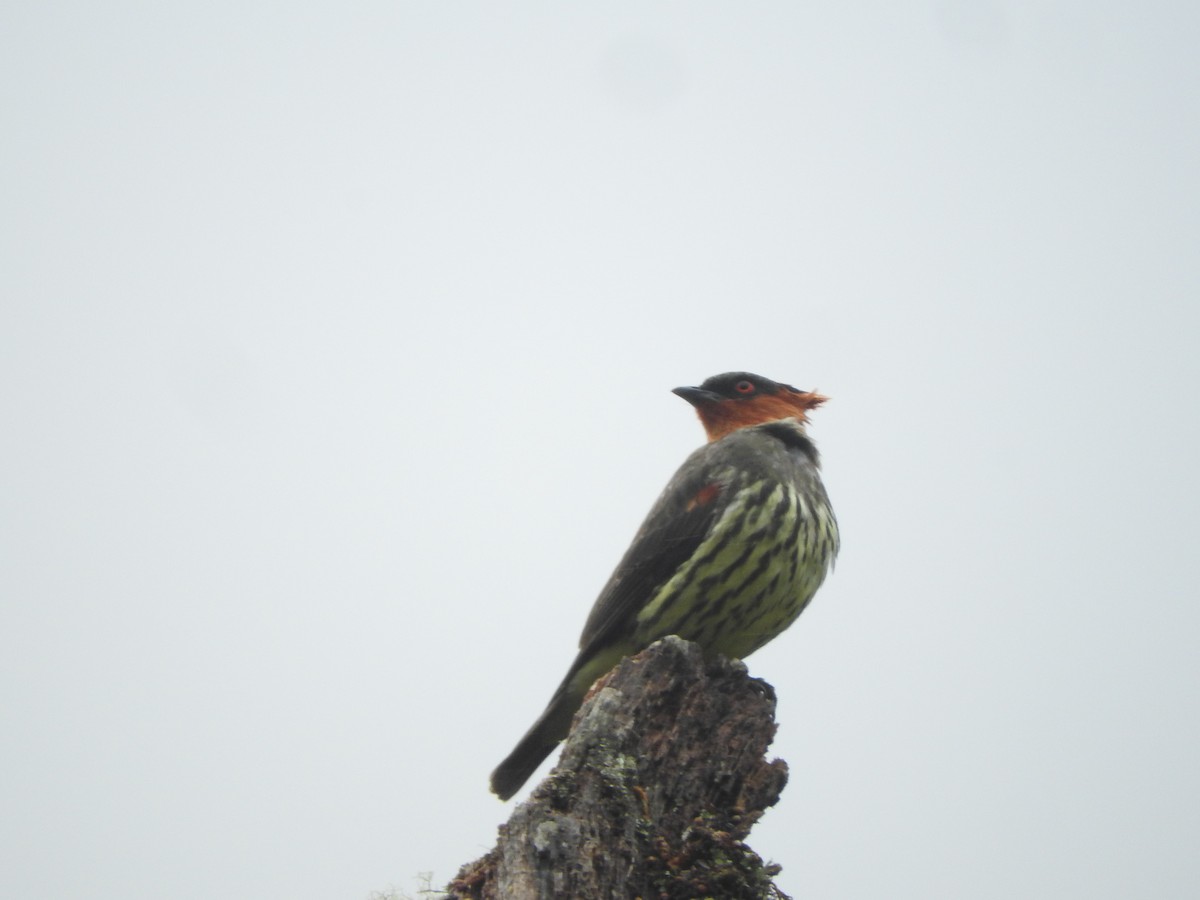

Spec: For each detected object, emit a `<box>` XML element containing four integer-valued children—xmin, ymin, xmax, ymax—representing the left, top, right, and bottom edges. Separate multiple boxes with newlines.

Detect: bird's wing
<box><xmin>577</xmin><ymin>447</ymin><xmax>730</xmax><ymax>655</ymax></box>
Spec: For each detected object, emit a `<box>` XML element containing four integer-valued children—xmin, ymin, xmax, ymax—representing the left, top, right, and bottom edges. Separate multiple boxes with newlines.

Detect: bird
<box><xmin>490</xmin><ymin>371</ymin><xmax>839</xmax><ymax>801</ymax></box>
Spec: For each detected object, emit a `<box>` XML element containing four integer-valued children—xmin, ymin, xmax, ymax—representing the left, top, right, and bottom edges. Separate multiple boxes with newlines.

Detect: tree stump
<box><xmin>448</xmin><ymin>636</ymin><xmax>791</xmax><ymax>899</ymax></box>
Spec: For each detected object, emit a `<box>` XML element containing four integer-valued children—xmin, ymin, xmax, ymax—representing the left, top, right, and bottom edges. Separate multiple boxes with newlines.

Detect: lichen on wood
<box><xmin>448</xmin><ymin>636</ymin><xmax>791</xmax><ymax>900</ymax></box>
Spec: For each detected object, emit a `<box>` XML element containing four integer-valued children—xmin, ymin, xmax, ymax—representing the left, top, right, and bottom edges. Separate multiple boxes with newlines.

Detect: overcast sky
<box><xmin>3</xmin><ymin>3</ymin><xmax>1199</xmax><ymax>898</ymax></box>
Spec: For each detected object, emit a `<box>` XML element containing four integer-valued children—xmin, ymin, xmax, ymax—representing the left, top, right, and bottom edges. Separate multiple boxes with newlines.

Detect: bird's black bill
<box><xmin>672</xmin><ymin>386</ymin><xmax>722</xmax><ymax>406</ymax></box>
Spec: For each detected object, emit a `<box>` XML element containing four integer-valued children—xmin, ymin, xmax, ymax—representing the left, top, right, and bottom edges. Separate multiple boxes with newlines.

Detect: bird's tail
<box><xmin>490</xmin><ymin>680</ymin><xmax>582</xmax><ymax>801</ymax></box>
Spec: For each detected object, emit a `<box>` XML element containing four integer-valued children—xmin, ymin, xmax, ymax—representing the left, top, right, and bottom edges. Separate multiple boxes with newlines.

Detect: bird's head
<box><xmin>673</xmin><ymin>372</ymin><xmax>828</xmax><ymax>442</ymax></box>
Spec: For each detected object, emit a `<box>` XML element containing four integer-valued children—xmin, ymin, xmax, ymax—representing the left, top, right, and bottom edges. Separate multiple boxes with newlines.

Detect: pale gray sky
<box><xmin>3</xmin><ymin>3</ymin><xmax>1199</xmax><ymax>898</ymax></box>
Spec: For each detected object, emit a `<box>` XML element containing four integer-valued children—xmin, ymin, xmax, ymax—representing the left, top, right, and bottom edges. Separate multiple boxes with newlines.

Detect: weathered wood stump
<box><xmin>448</xmin><ymin>636</ymin><xmax>791</xmax><ymax>899</ymax></box>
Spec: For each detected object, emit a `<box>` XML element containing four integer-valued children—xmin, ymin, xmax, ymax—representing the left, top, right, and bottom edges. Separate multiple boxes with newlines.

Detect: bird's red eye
<box><xmin>735</xmin><ymin>380</ymin><xmax>755</xmax><ymax>394</ymax></box>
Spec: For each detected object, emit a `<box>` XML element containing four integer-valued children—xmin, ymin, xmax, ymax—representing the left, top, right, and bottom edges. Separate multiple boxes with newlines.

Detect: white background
<box><xmin>3</xmin><ymin>3</ymin><xmax>1198</xmax><ymax>898</ymax></box>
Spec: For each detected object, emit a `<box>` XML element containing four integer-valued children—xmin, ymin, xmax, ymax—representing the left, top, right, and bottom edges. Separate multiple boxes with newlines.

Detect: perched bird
<box><xmin>490</xmin><ymin>372</ymin><xmax>839</xmax><ymax>801</ymax></box>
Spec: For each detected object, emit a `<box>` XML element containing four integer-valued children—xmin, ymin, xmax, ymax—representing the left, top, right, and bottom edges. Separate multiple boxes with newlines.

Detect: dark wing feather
<box><xmin>577</xmin><ymin>446</ymin><xmax>728</xmax><ymax>655</ymax></box>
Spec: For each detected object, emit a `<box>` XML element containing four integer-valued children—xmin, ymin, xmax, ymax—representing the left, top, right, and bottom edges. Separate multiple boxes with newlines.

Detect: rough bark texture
<box><xmin>447</xmin><ymin>636</ymin><xmax>791</xmax><ymax>900</ymax></box>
